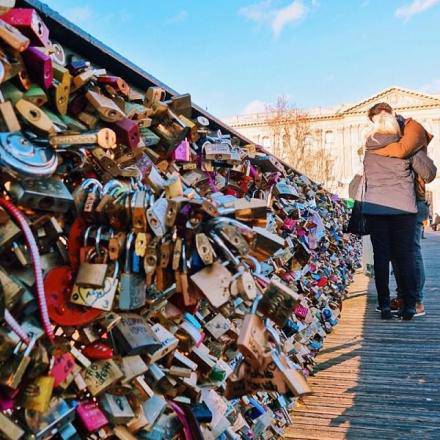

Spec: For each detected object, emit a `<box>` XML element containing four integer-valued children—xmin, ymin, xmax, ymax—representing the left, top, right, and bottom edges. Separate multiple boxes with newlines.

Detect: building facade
<box><xmin>225</xmin><ymin>87</ymin><xmax>440</xmax><ymax>215</ymax></box>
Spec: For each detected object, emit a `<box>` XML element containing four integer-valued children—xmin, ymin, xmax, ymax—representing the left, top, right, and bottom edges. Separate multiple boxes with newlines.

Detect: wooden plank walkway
<box><xmin>285</xmin><ymin>231</ymin><xmax>440</xmax><ymax>440</ymax></box>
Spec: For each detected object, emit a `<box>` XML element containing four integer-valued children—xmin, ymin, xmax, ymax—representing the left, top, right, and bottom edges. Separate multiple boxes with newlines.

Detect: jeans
<box><xmin>365</xmin><ymin>214</ymin><xmax>417</xmax><ymax>312</ymax></box>
<box><xmin>393</xmin><ymin>201</ymin><xmax>428</xmax><ymax>303</ymax></box>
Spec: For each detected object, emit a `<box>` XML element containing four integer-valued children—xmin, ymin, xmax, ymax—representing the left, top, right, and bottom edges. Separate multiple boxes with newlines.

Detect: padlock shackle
<box><xmin>102</xmin><ymin>179</ymin><xmax>123</xmax><ymax>195</ymax></box>
<box><xmin>83</xmin><ymin>225</ymin><xmax>95</xmax><ymax>247</ymax></box>
<box><xmin>125</xmin><ymin>232</ymin><xmax>135</xmax><ymax>273</ymax></box>
<box><xmin>80</xmin><ymin>178</ymin><xmax>102</xmax><ymax>193</ymax></box>
<box><xmin>207</xmin><ymin>217</ymin><xmax>253</xmax><ymax>234</ymax></box>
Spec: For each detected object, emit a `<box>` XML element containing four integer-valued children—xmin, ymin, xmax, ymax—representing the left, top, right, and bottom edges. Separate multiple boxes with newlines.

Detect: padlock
<box><xmin>112</xmin><ymin>313</ymin><xmax>161</xmax><ymax>355</ymax></box>
<box><xmin>147</xmin><ymin>197</ymin><xmax>168</xmax><ymax>237</ymax></box>
<box><xmin>203</xmin><ymin>141</ymin><xmax>232</xmax><ymax>161</ymax></box>
<box><xmin>110</xmin><ymin>117</ymin><xmax>140</xmax><ymax>148</ymax></box>
<box><xmin>0</xmin><ymin>18</ymin><xmax>29</xmax><ymax>52</ymax></box>
<box><xmin>1</xmin><ymin>8</ymin><xmax>50</xmax><ymax>47</ymax></box>
<box><xmin>99</xmin><ymin>393</ymin><xmax>134</xmax><ymax>424</ymax></box>
<box><xmin>131</xmin><ymin>189</ymin><xmax>147</xmax><ymax>232</ymax></box>
<box><xmin>258</xmin><ymin>278</ymin><xmax>300</xmax><ymax>327</ymax></box>
<box><xmin>74</xmin><ymin>248</ymin><xmax>108</xmax><ymax>288</ymax></box>
<box><xmin>190</xmin><ymin>261</ymin><xmax>232</xmax><ymax>308</ymax></box>
<box><xmin>97</xmin><ymin>75</ymin><xmax>129</xmax><ymax>96</ymax></box>
<box><xmin>22</xmin><ymin>46</ymin><xmax>53</xmax><ymax>89</ymax></box>
<box><xmin>119</xmin><ymin>232</ymin><xmax>146</xmax><ymax>310</ymax></box>
<box><xmin>237</xmin><ymin>296</ymin><xmax>268</xmax><ymax>368</ymax></box>
<box><xmin>82</xmin><ymin>359</ymin><xmax>123</xmax><ymax>396</ymax></box>
<box><xmin>8</xmin><ymin>177</ymin><xmax>74</xmax><ymax>212</ymax></box>
<box><xmin>85</xmin><ymin>90</ymin><xmax>126</xmax><ymax>122</ymax></box>
<box><xmin>0</xmin><ymin>337</ymin><xmax>35</xmax><ymax>389</ymax></box>
<box><xmin>23</xmin><ymin>375</ymin><xmax>55</xmax><ymax>412</ymax></box>
<box><xmin>71</xmin><ymin>261</ymin><xmax>119</xmax><ymax>311</ymax></box>
<box><xmin>271</xmin><ymin>350</ymin><xmax>312</xmax><ymax>397</ymax></box>
<box><xmin>76</xmin><ymin>400</ymin><xmax>109</xmax><ymax>432</ymax></box>
<box><xmin>195</xmin><ymin>233</ymin><xmax>214</xmax><ymax>265</ymax></box>
<box><xmin>230</xmin><ymin>270</ymin><xmax>258</xmax><ymax>301</ymax></box>
<box><xmin>164</xmin><ymin>174</ymin><xmax>184</xmax><ymax>199</ymax></box>
<box><xmin>144</xmin><ymin>86</ymin><xmax>166</xmax><ymax>107</ymax></box>
<box><xmin>14</xmin><ymin>98</ymin><xmax>55</xmax><ymax>134</ymax></box>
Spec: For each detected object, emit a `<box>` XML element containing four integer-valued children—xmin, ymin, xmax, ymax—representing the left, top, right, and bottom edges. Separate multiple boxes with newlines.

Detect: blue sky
<box><xmin>44</xmin><ymin>0</ymin><xmax>440</xmax><ymax>118</ymax></box>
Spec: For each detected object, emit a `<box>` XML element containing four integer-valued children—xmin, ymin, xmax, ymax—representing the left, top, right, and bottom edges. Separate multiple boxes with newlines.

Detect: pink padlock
<box><xmin>76</xmin><ymin>401</ymin><xmax>108</xmax><ymax>433</ymax></box>
<box><xmin>294</xmin><ymin>303</ymin><xmax>309</xmax><ymax>320</ymax></box>
<box><xmin>282</xmin><ymin>218</ymin><xmax>296</xmax><ymax>232</ymax></box>
<box><xmin>172</xmin><ymin>138</ymin><xmax>191</xmax><ymax>162</ymax></box>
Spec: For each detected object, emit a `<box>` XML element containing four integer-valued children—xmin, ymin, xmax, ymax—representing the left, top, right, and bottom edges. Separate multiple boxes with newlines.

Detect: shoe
<box><xmin>381</xmin><ymin>309</ymin><xmax>393</xmax><ymax>320</ymax></box>
<box><xmin>396</xmin><ymin>308</ymin><xmax>415</xmax><ymax>321</ymax></box>
<box><xmin>375</xmin><ymin>305</ymin><xmax>381</xmax><ymax>312</ymax></box>
<box><xmin>414</xmin><ymin>303</ymin><xmax>426</xmax><ymax>317</ymax></box>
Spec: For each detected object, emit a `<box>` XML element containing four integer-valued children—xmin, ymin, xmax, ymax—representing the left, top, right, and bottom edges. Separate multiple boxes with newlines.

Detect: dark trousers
<box><xmin>393</xmin><ymin>201</ymin><xmax>428</xmax><ymax>304</ymax></box>
<box><xmin>365</xmin><ymin>214</ymin><xmax>417</xmax><ymax>312</ymax></box>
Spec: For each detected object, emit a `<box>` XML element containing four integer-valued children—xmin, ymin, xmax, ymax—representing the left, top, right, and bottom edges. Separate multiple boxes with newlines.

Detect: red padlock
<box><xmin>22</xmin><ymin>46</ymin><xmax>53</xmax><ymax>89</ymax></box>
<box><xmin>317</xmin><ymin>276</ymin><xmax>328</xmax><ymax>288</ymax></box>
<box><xmin>110</xmin><ymin>118</ymin><xmax>140</xmax><ymax>149</ymax></box>
<box><xmin>1</xmin><ymin>8</ymin><xmax>50</xmax><ymax>47</ymax></box>
<box><xmin>82</xmin><ymin>341</ymin><xmax>113</xmax><ymax>360</ymax></box>
<box><xmin>44</xmin><ymin>266</ymin><xmax>102</xmax><ymax>326</ymax></box>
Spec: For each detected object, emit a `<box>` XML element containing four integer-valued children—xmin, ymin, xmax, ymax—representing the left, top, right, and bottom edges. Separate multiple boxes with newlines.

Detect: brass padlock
<box><xmin>195</xmin><ymin>233</ymin><xmax>215</xmax><ymax>265</ymax></box>
<box><xmin>190</xmin><ymin>261</ymin><xmax>232</xmax><ymax>309</ymax></box>
<box><xmin>85</xmin><ymin>89</ymin><xmax>126</xmax><ymax>122</ymax></box>
<box><xmin>237</xmin><ymin>296</ymin><xmax>268</xmax><ymax>368</ymax></box>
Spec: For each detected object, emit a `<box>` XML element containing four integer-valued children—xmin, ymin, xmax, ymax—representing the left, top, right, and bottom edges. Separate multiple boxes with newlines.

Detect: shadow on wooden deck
<box><xmin>286</xmin><ymin>232</ymin><xmax>440</xmax><ymax>440</ymax></box>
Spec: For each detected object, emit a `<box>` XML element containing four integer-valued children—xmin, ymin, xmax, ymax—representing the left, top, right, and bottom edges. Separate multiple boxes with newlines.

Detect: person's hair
<box><xmin>368</xmin><ymin>102</ymin><xmax>393</xmax><ymax>121</ymax></box>
<box><xmin>367</xmin><ymin>111</ymin><xmax>401</xmax><ymax>138</ymax></box>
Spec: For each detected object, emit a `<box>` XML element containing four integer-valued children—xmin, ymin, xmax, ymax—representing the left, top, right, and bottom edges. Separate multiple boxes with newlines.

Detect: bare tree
<box><xmin>264</xmin><ymin>96</ymin><xmax>335</xmax><ymax>188</ymax></box>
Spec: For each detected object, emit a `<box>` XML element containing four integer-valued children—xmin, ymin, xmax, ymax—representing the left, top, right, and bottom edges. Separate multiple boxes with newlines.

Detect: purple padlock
<box><xmin>22</xmin><ymin>46</ymin><xmax>53</xmax><ymax>89</ymax></box>
<box><xmin>172</xmin><ymin>138</ymin><xmax>191</xmax><ymax>162</ymax></box>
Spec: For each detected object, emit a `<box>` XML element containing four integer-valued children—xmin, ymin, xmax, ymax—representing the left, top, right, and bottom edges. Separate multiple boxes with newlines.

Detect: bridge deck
<box><xmin>286</xmin><ymin>232</ymin><xmax>440</xmax><ymax>440</ymax></box>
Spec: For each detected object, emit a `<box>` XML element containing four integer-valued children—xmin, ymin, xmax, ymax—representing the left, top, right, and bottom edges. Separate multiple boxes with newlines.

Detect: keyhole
<box><xmin>115</xmin><ymin>397</ymin><xmax>124</xmax><ymax>411</ymax></box>
<box><xmin>29</xmin><ymin>109</ymin><xmax>40</xmax><ymax>120</ymax></box>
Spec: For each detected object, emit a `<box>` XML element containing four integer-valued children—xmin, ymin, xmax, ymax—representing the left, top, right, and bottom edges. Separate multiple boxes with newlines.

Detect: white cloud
<box><xmin>239</xmin><ymin>0</ymin><xmax>308</xmax><ymax>37</ymax></box>
<box><xmin>167</xmin><ymin>10</ymin><xmax>188</xmax><ymax>24</ymax></box>
<box><xmin>272</xmin><ymin>1</ymin><xmax>307</xmax><ymax>36</ymax></box>
<box><xmin>63</xmin><ymin>6</ymin><xmax>94</xmax><ymax>24</ymax></box>
<box><xmin>395</xmin><ymin>0</ymin><xmax>440</xmax><ymax>21</ymax></box>
<box><xmin>421</xmin><ymin>79</ymin><xmax>440</xmax><ymax>94</ymax></box>
<box><xmin>242</xmin><ymin>99</ymin><xmax>268</xmax><ymax>114</ymax></box>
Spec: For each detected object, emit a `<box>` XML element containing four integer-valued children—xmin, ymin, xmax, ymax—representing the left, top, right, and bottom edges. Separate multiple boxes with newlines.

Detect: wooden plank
<box><xmin>289</xmin><ymin>232</ymin><xmax>440</xmax><ymax>439</ymax></box>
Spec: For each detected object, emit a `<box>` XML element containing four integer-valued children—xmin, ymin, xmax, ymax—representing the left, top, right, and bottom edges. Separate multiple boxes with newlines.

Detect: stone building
<box><xmin>225</xmin><ymin>87</ymin><xmax>440</xmax><ymax>215</ymax></box>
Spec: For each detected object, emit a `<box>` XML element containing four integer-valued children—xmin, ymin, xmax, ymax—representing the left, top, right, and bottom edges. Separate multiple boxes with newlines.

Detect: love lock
<box><xmin>44</xmin><ymin>266</ymin><xmax>102</xmax><ymax>326</ymax></box>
